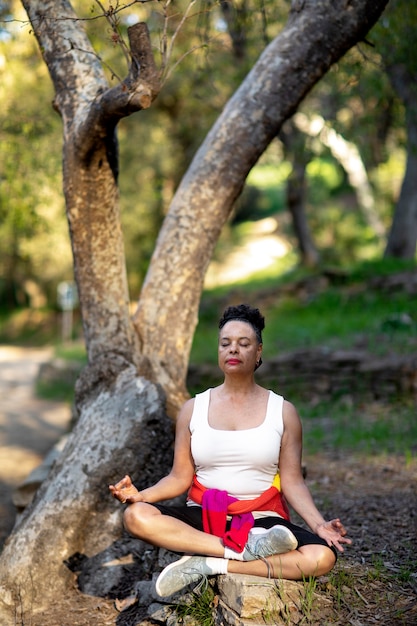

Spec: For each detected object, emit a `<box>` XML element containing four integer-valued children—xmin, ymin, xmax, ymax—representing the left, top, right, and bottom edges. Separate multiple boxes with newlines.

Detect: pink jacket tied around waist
<box><xmin>188</xmin><ymin>474</ymin><xmax>290</xmax><ymax>552</ymax></box>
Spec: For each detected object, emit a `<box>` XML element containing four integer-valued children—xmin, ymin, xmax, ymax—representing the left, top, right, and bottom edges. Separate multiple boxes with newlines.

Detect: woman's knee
<box><xmin>299</xmin><ymin>545</ymin><xmax>336</xmax><ymax>577</ymax></box>
<box><xmin>312</xmin><ymin>545</ymin><xmax>336</xmax><ymax>575</ymax></box>
<box><xmin>123</xmin><ymin>502</ymin><xmax>159</xmax><ymax>536</ymax></box>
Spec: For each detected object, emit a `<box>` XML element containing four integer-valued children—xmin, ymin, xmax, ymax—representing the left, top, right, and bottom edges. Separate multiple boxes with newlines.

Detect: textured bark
<box><xmin>134</xmin><ymin>0</ymin><xmax>389</xmax><ymax>410</ymax></box>
<box><xmin>20</xmin><ymin>0</ymin><xmax>159</xmax><ymax>372</ymax></box>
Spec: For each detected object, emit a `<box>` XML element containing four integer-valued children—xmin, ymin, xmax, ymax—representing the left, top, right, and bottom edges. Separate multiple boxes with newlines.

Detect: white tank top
<box><xmin>189</xmin><ymin>388</ymin><xmax>284</xmax><ymax>501</ymax></box>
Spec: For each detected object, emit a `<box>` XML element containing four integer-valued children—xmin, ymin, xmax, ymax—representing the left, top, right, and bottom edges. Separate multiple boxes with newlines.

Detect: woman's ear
<box><xmin>255</xmin><ymin>344</ymin><xmax>263</xmax><ymax>370</ymax></box>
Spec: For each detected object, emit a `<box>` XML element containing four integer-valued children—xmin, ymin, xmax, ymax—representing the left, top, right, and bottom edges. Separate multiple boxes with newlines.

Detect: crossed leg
<box><xmin>123</xmin><ymin>502</ymin><xmax>336</xmax><ymax>580</ymax></box>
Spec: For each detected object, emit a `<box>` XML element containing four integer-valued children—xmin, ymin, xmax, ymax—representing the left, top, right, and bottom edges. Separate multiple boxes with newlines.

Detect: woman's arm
<box><xmin>109</xmin><ymin>399</ymin><xmax>196</xmax><ymax>504</ymax></box>
<box><xmin>279</xmin><ymin>400</ymin><xmax>351</xmax><ymax>552</ymax></box>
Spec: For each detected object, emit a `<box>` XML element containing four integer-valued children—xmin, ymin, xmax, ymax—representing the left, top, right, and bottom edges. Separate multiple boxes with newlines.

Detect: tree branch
<box><xmin>102</xmin><ymin>22</ymin><xmax>160</xmax><ymax>114</ymax></box>
<box><xmin>77</xmin><ymin>22</ymin><xmax>160</xmax><ymax>158</ymax></box>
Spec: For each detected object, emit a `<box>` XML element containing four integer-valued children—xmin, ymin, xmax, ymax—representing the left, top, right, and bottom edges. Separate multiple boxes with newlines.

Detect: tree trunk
<box><xmin>220</xmin><ymin>0</ymin><xmax>248</xmax><ymax>61</ymax></box>
<box><xmin>280</xmin><ymin>120</ymin><xmax>320</xmax><ymax>268</ymax></box>
<box><xmin>18</xmin><ymin>0</ymin><xmax>160</xmax><ymax>375</ymax></box>
<box><xmin>384</xmin><ymin>63</ymin><xmax>417</xmax><ymax>258</ymax></box>
<box><xmin>294</xmin><ymin>112</ymin><xmax>386</xmax><ymax>238</ymax></box>
<box><xmin>0</xmin><ymin>0</ymin><xmax>388</xmax><ymax>619</ymax></box>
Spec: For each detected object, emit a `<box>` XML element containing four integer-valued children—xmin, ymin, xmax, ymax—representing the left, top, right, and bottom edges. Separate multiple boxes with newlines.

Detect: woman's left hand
<box><xmin>316</xmin><ymin>518</ymin><xmax>352</xmax><ymax>552</ymax></box>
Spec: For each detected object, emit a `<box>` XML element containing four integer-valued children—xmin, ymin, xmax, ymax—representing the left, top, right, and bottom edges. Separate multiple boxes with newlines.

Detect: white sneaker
<box><xmin>155</xmin><ymin>555</ymin><xmax>216</xmax><ymax>597</ymax></box>
<box><xmin>243</xmin><ymin>525</ymin><xmax>298</xmax><ymax>560</ymax></box>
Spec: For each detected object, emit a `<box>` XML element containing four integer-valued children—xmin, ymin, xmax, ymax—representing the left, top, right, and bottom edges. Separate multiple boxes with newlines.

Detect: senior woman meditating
<box><xmin>110</xmin><ymin>304</ymin><xmax>351</xmax><ymax>597</ymax></box>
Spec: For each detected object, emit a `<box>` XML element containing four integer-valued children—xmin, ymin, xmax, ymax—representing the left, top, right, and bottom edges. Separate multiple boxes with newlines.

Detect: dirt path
<box><xmin>0</xmin><ymin>346</ymin><xmax>72</xmax><ymax>548</ymax></box>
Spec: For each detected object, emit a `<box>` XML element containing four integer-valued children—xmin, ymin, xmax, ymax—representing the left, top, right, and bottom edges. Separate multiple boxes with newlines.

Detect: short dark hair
<box><xmin>218</xmin><ymin>304</ymin><xmax>265</xmax><ymax>344</ymax></box>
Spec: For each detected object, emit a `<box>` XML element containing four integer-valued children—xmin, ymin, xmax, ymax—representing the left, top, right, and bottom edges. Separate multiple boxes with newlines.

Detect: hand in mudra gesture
<box><xmin>109</xmin><ymin>475</ymin><xmax>143</xmax><ymax>504</ymax></box>
<box><xmin>316</xmin><ymin>518</ymin><xmax>352</xmax><ymax>552</ymax></box>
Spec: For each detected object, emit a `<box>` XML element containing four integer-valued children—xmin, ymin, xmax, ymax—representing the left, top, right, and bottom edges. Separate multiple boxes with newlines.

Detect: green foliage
<box><xmin>373</xmin><ymin>0</ymin><xmax>417</xmax><ymax>74</ymax></box>
<box><xmin>0</xmin><ymin>2</ymin><xmax>71</xmax><ymax>308</ymax></box>
<box><xmin>0</xmin><ymin>0</ymin><xmax>411</xmax><ymax>310</ymax></box>
<box><xmin>173</xmin><ymin>585</ymin><xmax>215</xmax><ymax>626</ymax></box>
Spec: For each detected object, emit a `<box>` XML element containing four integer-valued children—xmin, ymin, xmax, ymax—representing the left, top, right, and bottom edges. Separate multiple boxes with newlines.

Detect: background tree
<box><xmin>0</xmin><ymin>0</ymin><xmax>389</xmax><ymax>619</ymax></box>
<box><xmin>280</xmin><ymin>119</ymin><xmax>320</xmax><ymax>267</ymax></box>
<box><xmin>377</xmin><ymin>0</ymin><xmax>417</xmax><ymax>259</ymax></box>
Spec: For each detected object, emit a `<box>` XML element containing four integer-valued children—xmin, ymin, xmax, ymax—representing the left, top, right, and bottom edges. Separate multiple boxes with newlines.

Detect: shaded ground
<box><xmin>302</xmin><ymin>452</ymin><xmax>417</xmax><ymax>625</ymax></box>
<box><xmin>0</xmin><ymin>347</ymin><xmax>416</xmax><ymax>625</ymax></box>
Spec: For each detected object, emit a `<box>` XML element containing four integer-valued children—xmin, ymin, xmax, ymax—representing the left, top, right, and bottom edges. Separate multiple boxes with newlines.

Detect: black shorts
<box><xmin>153</xmin><ymin>503</ymin><xmax>337</xmax><ymax>559</ymax></box>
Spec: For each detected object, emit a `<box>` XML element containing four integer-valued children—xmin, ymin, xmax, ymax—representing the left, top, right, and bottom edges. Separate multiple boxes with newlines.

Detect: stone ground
<box><xmin>0</xmin><ymin>346</ymin><xmax>416</xmax><ymax>625</ymax></box>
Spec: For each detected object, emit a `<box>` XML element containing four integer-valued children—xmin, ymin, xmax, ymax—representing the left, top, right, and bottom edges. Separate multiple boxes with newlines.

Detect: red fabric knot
<box><xmin>188</xmin><ymin>475</ymin><xmax>290</xmax><ymax>553</ymax></box>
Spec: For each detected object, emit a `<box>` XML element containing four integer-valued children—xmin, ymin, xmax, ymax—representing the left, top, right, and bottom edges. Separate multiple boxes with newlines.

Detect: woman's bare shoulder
<box><xmin>282</xmin><ymin>399</ymin><xmax>302</xmax><ymax>426</ymax></box>
<box><xmin>177</xmin><ymin>397</ymin><xmax>195</xmax><ymax>422</ymax></box>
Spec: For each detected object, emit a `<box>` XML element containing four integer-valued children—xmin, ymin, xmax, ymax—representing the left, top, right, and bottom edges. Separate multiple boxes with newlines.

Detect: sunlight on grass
<box><xmin>205</xmin><ymin>218</ymin><xmax>296</xmax><ymax>288</ymax></box>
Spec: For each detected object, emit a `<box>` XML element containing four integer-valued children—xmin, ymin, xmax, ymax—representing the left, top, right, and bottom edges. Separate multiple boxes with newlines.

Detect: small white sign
<box><xmin>57</xmin><ymin>281</ymin><xmax>78</xmax><ymax>311</ymax></box>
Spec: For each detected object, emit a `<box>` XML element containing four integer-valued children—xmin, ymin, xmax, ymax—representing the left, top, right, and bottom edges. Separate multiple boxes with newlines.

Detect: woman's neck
<box><xmin>219</xmin><ymin>375</ymin><xmax>259</xmax><ymax>396</ymax></box>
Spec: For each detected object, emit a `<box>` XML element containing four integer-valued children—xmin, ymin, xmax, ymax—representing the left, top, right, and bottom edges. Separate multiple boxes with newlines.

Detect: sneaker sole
<box><xmin>252</xmin><ymin>525</ymin><xmax>298</xmax><ymax>556</ymax></box>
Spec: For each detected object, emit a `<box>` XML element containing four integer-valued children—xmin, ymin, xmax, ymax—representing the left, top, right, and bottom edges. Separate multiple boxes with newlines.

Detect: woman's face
<box><xmin>218</xmin><ymin>320</ymin><xmax>262</xmax><ymax>374</ymax></box>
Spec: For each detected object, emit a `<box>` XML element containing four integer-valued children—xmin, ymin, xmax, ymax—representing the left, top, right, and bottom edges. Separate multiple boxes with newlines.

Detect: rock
<box><xmin>215</xmin><ymin>574</ymin><xmax>332</xmax><ymax>625</ymax></box>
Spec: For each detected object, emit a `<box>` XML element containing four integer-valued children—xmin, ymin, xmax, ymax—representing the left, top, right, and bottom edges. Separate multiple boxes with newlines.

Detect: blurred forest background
<box><xmin>0</xmin><ymin>0</ymin><xmax>416</xmax><ymax>349</ymax></box>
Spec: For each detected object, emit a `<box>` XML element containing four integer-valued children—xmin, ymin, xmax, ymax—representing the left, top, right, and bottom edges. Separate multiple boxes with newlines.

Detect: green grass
<box><xmin>36</xmin><ymin>376</ymin><xmax>78</xmax><ymax>403</ymax></box>
<box><xmin>0</xmin><ymin>307</ymin><xmax>84</xmax><ymax>346</ymax></box>
<box><xmin>299</xmin><ymin>397</ymin><xmax>417</xmax><ymax>456</ymax></box>
<box><xmin>54</xmin><ymin>342</ymin><xmax>87</xmax><ymax>363</ymax></box>
<box><xmin>263</xmin><ymin>289</ymin><xmax>417</xmax><ymax>357</ymax></box>
<box><xmin>35</xmin><ymin>342</ymin><xmax>86</xmax><ymax>403</ymax></box>
<box><xmin>173</xmin><ymin>585</ymin><xmax>215</xmax><ymax>626</ymax></box>
<box><xmin>192</xmin><ymin>260</ymin><xmax>417</xmax><ymax>365</ymax></box>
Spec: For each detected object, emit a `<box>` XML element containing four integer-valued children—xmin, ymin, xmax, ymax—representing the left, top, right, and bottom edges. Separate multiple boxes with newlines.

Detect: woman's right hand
<box><xmin>109</xmin><ymin>475</ymin><xmax>143</xmax><ymax>504</ymax></box>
